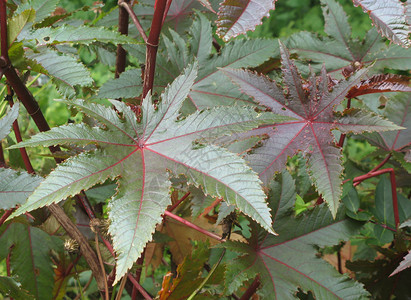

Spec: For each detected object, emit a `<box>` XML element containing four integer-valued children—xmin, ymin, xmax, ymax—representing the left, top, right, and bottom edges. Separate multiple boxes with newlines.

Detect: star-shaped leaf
<box><xmin>220</xmin><ymin>171</ymin><xmax>370</xmax><ymax>299</ymax></box>
<box><xmin>221</xmin><ymin>42</ymin><xmax>402</xmax><ymax>216</ymax></box>
<box><xmin>8</xmin><ymin>63</ymin><xmax>291</xmax><ymax>283</ymax></box>
<box><xmin>286</xmin><ymin>0</ymin><xmax>411</xmax><ymax>77</ymax></box>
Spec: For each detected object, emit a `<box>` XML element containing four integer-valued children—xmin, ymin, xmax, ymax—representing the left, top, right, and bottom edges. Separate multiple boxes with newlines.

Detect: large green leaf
<box><xmin>221</xmin><ymin>171</ymin><xmax>370</xmax><ymax>299</ymax></box>
<box><xmin>353</xmin><ymin>0</ymin><xmax>410</xmax><ymax>48</ymax></box>
<box><xmin>8</xmin><ymin>63</ymin><xmax>291</xmax><ymax>283</ymax></box>
<box><xmin>0</xmin><ymin>168</ymin><xmax>43</xmax><ymax>210</ymax></box>
<box><xmin>286</xmin><ymin>0</ymin><xmax>411</xmax><ymax>76</ymax></box>
<box><xmin>0</xmin><ymin>102</ymin><xmax>19</xmax><ymax>140</ymax></box>
<box><xmin>221</xmin><ymin>42</ymin><xmax>401</xmax><ymax>216</ymax></box>
<box><xmin>216</xmin><ymin>0</ymin><xmax>277</xmax><ymax>42</ymax></box>
<box><xmin>0</xmin><ymin>223</ymin><xmax>62</xmax><ymax>300</ymax></box>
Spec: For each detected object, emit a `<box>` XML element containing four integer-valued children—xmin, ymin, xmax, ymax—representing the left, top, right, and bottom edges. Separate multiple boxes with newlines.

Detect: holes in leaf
<box><xmin>43</xmin><ymin>36</ymin><xmax>50</xmax><ymax>42</ymax></box>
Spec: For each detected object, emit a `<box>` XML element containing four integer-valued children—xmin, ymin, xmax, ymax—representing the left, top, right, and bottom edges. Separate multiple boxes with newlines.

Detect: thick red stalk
<box><xmin>240</xmin><ymin>276</ymin><xmax>260</xmax><ymax>300</ymax></box>
<box><xmin>142</xmin><ymin>0</ymin><xmax>168</xmax><ymax>98</ymax></box>
<box><xmin>119</xmin><ymin>1</ymin><xmax>148</xmax><ymax>42</ymax></box>
<box><xmin>7</xmin><ymin>91</ymin><xmax>35</xmax><ymax>174</ymax></box>
<box><xmin>0</xmin><ymin>209</ymin><xmax>13</xmax><ymax>227</ymax></box>
<box><xmin>0</xmin><ymin>0</ymin><xmax>9</xmax><ymax>61</ymax></box>
<box><xmin>115</xmin><ymin>0</ymin><xmax>130</xmax><ymax>78</ymax></box>
<box><xmin>163</xmin><ymin>210</ymin><xmax>223</xmax><ymax>241</ymax></box>
<box><xmin>167</xmin><ymin>192</ymin><xmax>190</xmax><ymax>212</ymax></box>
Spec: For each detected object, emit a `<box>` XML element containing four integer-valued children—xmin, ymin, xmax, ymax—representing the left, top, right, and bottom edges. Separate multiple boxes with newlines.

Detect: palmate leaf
<box><xmin>216</xmin><ymin>0</ymin><xmax>277</xmax><ymax>42</ymax></box>
<box><xmin>286</xmin><ymin>0</ymin><xmax>411</xmax><ymax>77</ymax></box>
<box><xmin>221</xmin><ymin>171</ymin><xmax>370</xmax><ymax>299</ymax></box>
<box><xmin>124</xmin><ymin>12</ymin><xmax>277</xmax><ymax>111</ymax></box>
<box><xmin>353</xmin><ymin>0</ymin><xmax>410</xmax><ymax>48</ymax></box>
<box><xmin>0</xmin><ymin>102</ymin><xmax>19</xmax><ymax>140</ymax></box>
<box><xmin>8</xmin><ymin>63</ymin><xmax>291</xmax><ymax>283</ymax></box>
<box><xmin>0</xmin><ymin>168</ymin><xmax>43</xmax><ymax>210</ymax></box>
<box><xmin>222</xmin><ymin>42</ymin><xmax>402</xmax><ymax>216</ymax></box>
<box><xmin>0</xmin><ymin>223</ymin><xmax>62</xmax><ymax>300</ymax></box>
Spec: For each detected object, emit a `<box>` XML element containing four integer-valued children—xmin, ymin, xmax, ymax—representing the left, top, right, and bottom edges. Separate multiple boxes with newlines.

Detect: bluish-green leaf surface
<box><xmin>8</xmin><ymin>63</ymin><xmax>292</xmax><ymax>283</ymax></box>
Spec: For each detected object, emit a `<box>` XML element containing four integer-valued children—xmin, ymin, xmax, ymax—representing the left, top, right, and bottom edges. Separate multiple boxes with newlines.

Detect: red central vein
<box><xmin>40</xmin><ymin>147</ymin><xmax>140</xmax><ymax>200</ymax></box>
<box><xmin>259</xmin><ymin>123</ymin><xmax>307</xmax><ymax>177</ymax></box>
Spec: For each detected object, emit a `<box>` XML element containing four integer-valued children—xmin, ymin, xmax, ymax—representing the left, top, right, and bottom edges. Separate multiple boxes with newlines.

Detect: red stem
<box><xmin>161</xmin><ymin>0</ymin><xmax>172</xmax><ymax>26</ymax></box>
<box><xmin>240</xmin><ymin>275</ymin><xmax>260</xmax><ymax>300</ymax></box>
<box><xmin>167</xmin><ymin>192</ymin><xmax>190</xmax><ymax>212</ymax></box>
<box><xmin>7</xmin><ymin>90</ymin><xmax>35</xmax><ymax>174</ymax></box>
<box><xmin>163</xmin><ymin>210</ymin><xmax>223</xmax><ymax>241</ymax></box>
<box><xmin>115</xmin><ymin>0</ymin><xmax>130</xmax><ymax>79</ymax></box>
<box><xmin>352</xmin><ymin>168</ymin><xmax>399</xmax><ymax>227</ymax></box>
<box><xmin>0</xmin><ymin>209</ymin><xmax>13</xmax><ymax>227</ymax></box>
<box><xmin>0</xmin><ymin>0</ymin><xmax>9</xmax><ymax>61</ymax></box>
<box><xmin>119</xmin><ymin>1</ymin><xmax>148</xmax><ymax>43</ymax></box>
<box><xmin>142</xmin><ymin>0</ymin><xmax>168</xmax><ymax>98</ymax></box>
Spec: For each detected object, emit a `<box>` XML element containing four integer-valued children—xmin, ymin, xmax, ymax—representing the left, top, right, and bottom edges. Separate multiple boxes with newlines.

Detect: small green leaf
<box><xmin>7</xmin><ymin>9</ymin><xmax>35</xmax><ymax>47</ymax></box>
<box><xmin>0</xmin><ymin>103</ymin><xmax>19</xmax><ymax>140</ymax></box>
<box><xmin>0</xmin><ymin>168</ymin><xmax>43</xmax><ymax>210</ymax></box>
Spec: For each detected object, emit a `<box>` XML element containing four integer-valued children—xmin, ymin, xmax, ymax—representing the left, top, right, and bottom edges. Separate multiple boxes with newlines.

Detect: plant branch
<box><xmin>142</xmin><ymin>0</ymin><xmax>168</xmax><ymax>98</ymax></box>
<box><xmin>0</xmin><ymin>0</ymin><xmax>9</xmax><ymax>61</ymax></box>
<box><xmin>353</xmin><ymin>168</ymin><xmax>399</xmax><ymax>227</ymax></box>
<box><xmin>163</xmin><ymin>210</ymin><xmax>224</xmax><ymax>241</ymax></box>
<box><xmin>119</xmin><ymin>0</ymin><xmax>148</xmax><ymax>43</ymax></box>
<box><xmin>240</xmin><ymin>275</ymin><xmax>260</xmax><ymax>300</ymax></box>
<box><xmin>115</xmin><ymin>0</ymin><xmax>130</xmax><ymax>78</ymax></box>
<box><xmin>95</xmin><ymin>232</ymin><xmax>109</xmax><ymax>300</ymax></box>
<box><xmin>167</xmin><ymin>191</ymin><xmax>190</xmax><ymax>212</ymax></box>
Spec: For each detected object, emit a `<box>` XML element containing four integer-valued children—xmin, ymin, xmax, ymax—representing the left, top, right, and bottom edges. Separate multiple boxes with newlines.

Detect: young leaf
<box><xmin>347</xmin><ymin>74</ymin><xmax>411</xmax><ymax>98</ymax></box>
<box><xmin>286</xmin><ymin>0</ymin><xmax>411</xmax><ymax>76</ymax></box>
<box><xmin>0</xmin><ymin>168</ymin><xmax>43</xmax><ymax>210</ymax></box>
<box><xmin>216</xmin><ymin>0</ymin><xmax>276</xmax><ymax>42</ymax></box>
<box><xmin>221</xmin><ymin>171</ymin><xmax>370</xmax><ymax>299</ymax></box>
<box><xmin>390</xmin><ymin>250</ymin><xmax>411</xmax><ymax>276</ymax></box>
<box><xmin>0</xmin><ymin>102</ymin><xmax>19</xmax><ymax>140</ymax></box>
<box><xmin>8</xmin><ymin>63</ymin><xmax>290</xmax><ymax>283</ymax></box>
<box><xmin>353</xmin><ymin>0</ymin><xmax>410</xmax><ymax>48</ymax></box>
<box><xmin>222</xmin><ymin>43</ymin><xmax>401</xmax><ymax>216</ymax></box>
<box><xmin>0</xmin><ymin>223</ymin><xmax>62</xmax><ymax>300</ymax></box>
